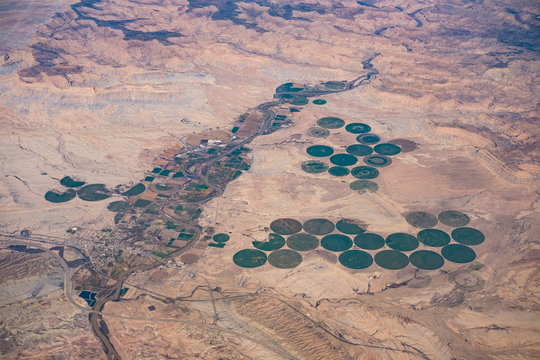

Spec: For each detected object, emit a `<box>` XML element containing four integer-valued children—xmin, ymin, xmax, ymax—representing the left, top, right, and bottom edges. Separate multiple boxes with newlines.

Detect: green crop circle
<box><xmin>270</xmin><ymin>218</ymin><xmax>302</xmax><ymax>235</ymax></box>
<box><xmin>339</xmin><ymin>250</ymin><xmax>373</xmax><ymax>269</ymax></box>
<box><xmin>386</xmin><ymin>233</ymin><xmax>419</xmax><ymax>251</ymax></box>
<box><xmin>406</xmin><ymin>211</ymin><xmax>438</xmax><ymax>228</ymax></box>
<box><xmin>321</xmin><ymin>234</ymin><xmax>353</xmax><ymax>252</ymax></box>
<box><xmin>346</xmin><ymin>144</ymin><xmax>373</xmax><ymax>156</ymax></box>
<box><xmin>301</xmin><ymin>160</ymin><xmax>329</xmax><ymax>174</ymax></box>
<box><xmin>441</xmin><ymin>244</ymin><xmax>476</xmax><ymax>263</ymax></box>
<box><xmin>439</xmin><ymin>210</ymin><xmax>470</xmax><ymax>227</ymax></box>
<box><xmin>330</xmin><ymin>154</ymin><xmax>358</xmax><ymax>166</ymax></box>
<box><xmin>349</xmin><ymin>180</ymin><xmax>378</xmax><ymax>192</ymax></box>
<box><xmin>303</xmin><ymin>218</ymin><xmax>335</xmax><ymax>235</ymax></box>
<box><xmin>336</xmin><ymin>219</ymin><xmax>365</xmax><ymax>235</ymax></box>
<box><xmin>356</xmin><ymin>134</ymin><xmax>380</xmax><ymax>144</ymax></box>
<box><xmin>307</xmin><ymin>127</ymin><xmax>330</xmax><ymax>138</ymax></box>
<box><xmin>374</xmin><ymin>143</ymin><xmax>402</xmax><ymax>156</ymax></box>
<box><xmin>268</xmin><ymin>249</ymin><xmax>302</xmax><ymax>269</ymax></box>
<box><xmin>252</xmin><ymin>233</ymin><xmax>285</xmax><ymax>251</ymax></box>
<box><xmin>351</xmin><ymin>166</ymin><xmax>379</xmax><ymax>179</ymax></box>
<box><xmin>451</xmin><ymin>227</ymin><xmax>485</xmax><ymax>245</ymax></box>
<box><xmin>213</xmin><ymin>233</ymin><xmax>230</xmax><ymax>242</ymax></box>
<box><xmin>417</xmin><ymin>229</ymin><xmax>450</xmax><ymax>247</ymax></box>
<box><xmin>354</xmin><ymin>233</ymin><xmax>385</xmax><ymax>250</ymax></box>
<box><xmin>317</xmin><ymin>117</ymin><xmax>345</xmax><ymax>129</ymax></box>
<box><xmin>286</xmin><ymin>233</ymin><xmax>319</xmax><ymax>251</ymax></box>
<box><xmin>410</xmin><ymin>250</ymin><xmax>444</xmax><ymax>270</ymax></box>
<box><xmin>345</xmin><ymin>123</ymin><xmax>371</xmax><ymax>134</ymax></box>
<box><xmin>328</xmin><ymin>166</ymin><xmax>350</xmax><ymax>176</ymax></box>
<box><xmin>306</xmin><ymin>145</ymin><xmax>334</xmax><ymax>157</ymax></box>
<box><xmin>313</xmin><ymin>99</ymin><xmax>327</xmax><ymax>105</ymax></box>
<box><xmin>233</xmin><ymin>249</ymin><xmax>267</xmax><ymax>268</ymax></box>
<box><xmin>364</xmin><ymin>155</ymin><xmax>391</xmax><ymax>167</ymax></box>
<box><xmin>44</xmin><ymin>189</ymin><xmax>76</xmax><ymax>203</ymax></box>
<box><xmin>374</xmin><ymin>250</ymin><xmax>409</xmax><ymax>270</ymax></box>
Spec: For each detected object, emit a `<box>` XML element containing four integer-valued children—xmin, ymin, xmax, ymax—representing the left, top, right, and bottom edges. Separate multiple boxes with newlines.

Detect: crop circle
<box><xmin>351</xmin><ymin>166</ymin><xmax>379</xmax><ymax>179</ymax></box>
<box><xmin>233</xmin><ymin>249</ymin><xmax>267</xmax><ymax>268</ymax></box>
<box><xmin>346</xmin><ymin>144</ymin><xmax>373</xmax><ymax>156</ymax></box>
<box><xmin>317</xmin><ymin>117</ymin><xmax>345</xmax><ymax>129</ymax></box>
<box><xmin>270</xmin><ymin>218</ymin><xmax>302</xmax><ymax>235</ymax></box>
<box><xmin>268</xmin><ymin>249</ymin><xmax>302</xmax><ymax>268</ymax></box>
<box><xmin>374</xmin><ymin>143</ymin><xmax>401</xmax><ymax>156</ymax></box>
<box><xmin>374</xmin><ymin>250</ymin><xmax>409</xmax><ymax>270</ymax></box>
<box><xmin>386</xmin><ymin>233</ymin><xmax>419</xmax><ymax>251</ymax></box>
<box><xmin>439</xmin><ymin>210</ymin><xmax>470</xmax><ymax>227</ymax></box>
<box><xmin>451</xmin><ymin>227</ymin><xmax>485</xmax><ymax>245</ymax></box>
<box><xmin>345</xmin><ymin>123</ymin><xmax>371</xmax><ymax>134</ymax></box>
<box><xmin>356</xmin><ymin>134</ymin><xmax>380</xmax><ymax>144</ymax></box>
<box><xmin>252</xmin><ymin>233</ymin><xmax>285</xmax><ymax>251</ymax></box>
<box><xmin>328</xmin><ymin>166</ymin><xmax>350</xmax><ymax>176</ymax></box>
<box><xmin>321</xmin><ymin>234</ymin><xmax>353</xmax><ymax>252</ymax></box>
<box><xmin>441</xmin><ymin>244</ymin><xmax>476</xmax><ymax>263</ymax></box>
<box><xmin>410</xmin><ymin>250</ymin><xmax>444</xmax><ymax>270</ymax></box>
<box><xmin>354</xmin><ymin>233</ymin><xmax>385</xmax><ymax>250</ymax></box>
<box><xmin>301</xmin><ymin>160</ymin><xmax>329</xmax><ymax>174</ymax></box>
<box><xmin>364</xmin><ymin>155</ymin><xmax>391</xmax><ymax>167</ymax></box>
<box><xmin>303</xmin><ymin>218</ymin><xmax>335</xmax><ymax>235</ymax></box>
<box><xmin>336</xmin><ymin>219</ymin><xmax>365</xmax><ymax>235</ymax></box>
<box><xmin>417</xmin><ymin>229</ymin><xmax>450</xmax><ymax>247</ymax></box>
<box><xmin>339</xmin><ymin>250</ymin><xmax>373</xmax><ymax>269</ymax></box>
<box><xmin>406</xmin><ymin>211</ymin><xmax>438</xmax><ymax>228</ymax></box>
<box><xmin>306</xmin><ymin>145</ymin><xmax>334</xmax><ymax>157</ymax></box>
<box><xmin>286</xmin><ymin>233</ymin><xmax>319</xmax><ymax>251</ymax></box>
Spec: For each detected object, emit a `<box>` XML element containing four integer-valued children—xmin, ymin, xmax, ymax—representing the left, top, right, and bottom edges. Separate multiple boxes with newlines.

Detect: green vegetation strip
<box><xmin>45</xmin><ymin>189</ymin><xmax>76</xmax><ymax>203</ymax></box>
<box><xmin>286</xmin><ymin>233</ymin><xmax>319</xmax><ymax>251</ymax></box>
<box><xmin>417</xmin><ymin>229</ymin><xmax>450</xmax><ymax>247</ymax></box>
<box><xmin>107</xmin><ymin>201</ymin><xmax>130</xmax><ymax>212</ymax></box>
<box><xmin>268</xmin><ymin>249</ymin><xmax>302</xmax><ymax>269</ymax></box>
<box><xmin>270</xmin><ymin>218</ymin><xmax>302</xmax><ymax>235</ymax></box>
<box><xmin>336</xmin><ymin>219</ymin><xmax>365</xmax><ymax>235</ymax></box>
<box><xmin>356</xmin><ymin>134</ymin><xmax>380</xmax><ymax>144</ymax></box>
<box><xmin>213</xmin><ymin>233</ymin><xmax>230</xmax><ymax>243</ymax></box>
<box><xmin>313</xmin><ymin>99</ymin><xmax>327</xmax><ymax>105</ymax></box>
<box><xmin>306</xmin><ymin>145</ymin><xmax>334</xmax><ymax>157</ymax></box>
<box><xmin>133</xmin><ymin>199</ymin><xmax>151</xmax><ymax>208</ymax></box>
<box><xmin>233</xmin><ymin>249</ymin><xmax>267</xmax><ymax>268</ymax></box>
<box><xmin>354</xmin><ymin>233</ymin><xmax>385</xmax><ymax>250</ymax></box>
<box><xmin>406</xmin><ymin>211</ymin><xmax>438</xmax><ymax>228</ymax></box>
<box><xmin>363</xmin><ymin>155</ymin><xmax>391</xmax><ymax>167</ymax></box>
<box><xmin>301</xmin><ymin>160</ymin><xmax>329</xmax><ymax>174</ymax></box>
<box><xmin>438</xmin><ymin>210</ymin><xmax>470</xmax><ymax>227</ymax></box>
<box><xmin>349</xmin><ymin>180</ymin><xmax>378</xmax><ymax>192</ymax></box>
<box><xmin>409</xmin><ymin>250</ymin><xmax>444</xmax><ymax>270</ymax></box>
<box><xmin>324</xmin><ymin>81</ymin><xmax>346</xmax><ymax>90</ymax></box>
<box><xmin>345</xmin><ymin>123</ymin><xmax>371</xmax><ymax>134</ymax></box>
<box><xmin>321</xmin><ymin>234</ymin><xmax>353</xmax><ymax>252</ymax></box>
<box><xmin>302</xmin><ymin>218</ymin><xmax>335</xmax><ymax>235</ymax></box>
<box><xmin>252</xmin><ymin>233</ymin><xmax>285</xmax><ymax>251</ymax></box>
<box><xmin>351</xmin><ymin>166</ymin><xmax>379</xmax><ymax>179</ymax></box>
<box><xmin>346</xmin><ymin>144</ymin><xmax>373</xmax><ymax>156</ymax></box>
<box><xmin>374</xmin><ymin>143</ymin><xmax>401</xmax><ymax>156</ymax></box>
<box><xmin>386</xmin><ymin>233</ymin><xmax>419</xmax><ymax>251</ymax></box>
<box><xmin>451</xmin><ymin>227</ymin><xmax>485</xmax><ymax>245</ymax></box>
<box><xmin>123</xmin><ymin>183</ymin><xmax>146</xmax><ymax>197</ymax></box>
<box><xmin>60</xmin><ymin>176</ymin><xmax>85</xmax><ymax>188</ymax></box>
<box><xmin>328</xmin><ymin>166</ymin><xmax>350</xmax><ymax>176</ymax></box>
<box><xmin>339</xmin><ymin>250</ymin><xmax>373</xmax><ymax>269</ymax></box>
<box><xmin>77</xmin><ymin>184</ymin><xmax>110</xmax><ymax>201</ymax></box>
<box><xmin>307</xmin><ymin>127</ymin><xmax>330</xmax><ymax>138</ymax></box>
<box><xmin>441</xmin><ymin>244</ymin><xmax>476</xmax><ymax>263</ymax></box>
<box><xmin>317</xmin><ymin>117</ymin><xmax>345</xmax><ymax>129</ymax></box>
<box><xmin>330</xmin><ymin>154</ymin><xmax>358</xmax><ymax>166</ymax></box>
<box><xmin>374</xmin><ymin>250</ymin><xmax>409</xmax><ymax>270</ymax></box>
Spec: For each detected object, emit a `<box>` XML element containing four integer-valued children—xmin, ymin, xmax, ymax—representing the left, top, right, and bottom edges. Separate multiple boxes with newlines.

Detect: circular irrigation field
<box><xmin>356</xmin><ymin>134</ymin><xmax>380</xmax><ymax>144</ymax></box>
<box><xmin>417</xmin><ymin>229</ymin><xmax>450</xmax><ymax>247</ymax></box>
<box><xmin>252</xmin><ymin>233</ymin><xmax>285</xmax><ymax>251</ymax></box>
<box><xmin>354</xmin><ymin>233</ymin><xmax>385</xmax><ymax>250</ymax></box>
<box><xmin>386</xmin><ymin>233</ymin><xmax>419</xmax><ymax>251</ymax></box>
<box><xmin>438</xmin><ymin>210</ymin><xmax>470</xmax><ymax>227</ymax></box>
<box><xmin>351</xmin><ymin>166</ymin><xmax>379</xmax><ymax>179</ymax></box>
<box><xmin>336</xmin><ymin>219</ymin><xmax>365</xmax><ymax>234</ymax></box>
<box><xmin>270</xmin><ymin>218</ymin><xmax>302</xmax><ymax>235</ymax></box>
<box><xmin>306</xmin><ymin>145</ymin><xmax>334</xmax><ymax>157</ymax></box>
<box><xmin>374</xmin><ymin>250</ymin><xmax>409</xmax><ymax>270</ymax></box>
<box><xmin>406</xmin><ymin>211</ymin><xmax>438</xmax><ymax>228</ymax></box>
<box><xmin>330</xmin><ymin>154</ymin><xmax>358</xmax><ymax>166</ymax></box>
<box><xmin>302</xmin><ymin>218</ymin><xmax>335</xmax><ymax>235</ymax></box>
<box><xmin>321</xmin><ymin>234</ymin><xmax>353</xmax><ymax>252</ymax></box>
<box><xmin>409</xmin><ymin>250</ymin><xmax>444</xmax><ymax>270</ymax></box>
<box><xmin>328</xmin><ymin>166</ymin><xmax>350</xmax><ymax>176</ymax></box>
<box><xmin>307</xmin><ymin>127</ymin><xmax>330</xmax><ymax>138</ymax></box>
<box><xmin>213</xmin><ymin>233</ymin><xmax>230</xmax><ymax>242</ymax></box>
<box><xmin>451</xmin><ymin>227</ymin><xmax>485</xmax><ymax>245</ymax></box>
<box><xmin>364</xmin><ymin>155</ymin><xmax>392</xmax><ymax>167</ymax></box>
<box><xmin>233</xmin><ymin>249</ymin><xmax>267</xmax><ymax>268</ymax></box>
<box><xmin>317</xmin><ymin>117</ymin><xmax>345</xmax><ymax>129</ymax></box>
<box><xmin>286</xmin><ymin>233</ymin><xmax>319</xmax><ymax>251</ymax></box>
<box><xmin>345</xmin><ymin>123</ymin><xmax>371</xmax><ymax>134</ymax></box>
<box><xmin>301</xmin><ymin>160</ymin><xmax>329</xmax><ymax>174</ymax></box>
<box><xmin>441</xmin><ymin>244</ymin><xmax>476</xmax><ymax>263</ymax></box>
<box><xmin>350</xmin><ymin>180</ymin><xmax>378</xmax><ymax>192</ymax></box>
<box><xmin>268</xmin><ymin>249</ymin><xmax>302</xmax><ymax>268</ymax></box>
<box><xmin>374</xmin><ymin>143</ymin><xmax>401</xmax><ymax>156</ymax></box>
<box><xmin>346</xmin><ymin>144</ymin><xmax>373</xmax><ymax>156</ymax></box>
<box><xmin>339</xmin><ymin>250</ymin><xmax>373</xmax><ymax>269</ymax></box>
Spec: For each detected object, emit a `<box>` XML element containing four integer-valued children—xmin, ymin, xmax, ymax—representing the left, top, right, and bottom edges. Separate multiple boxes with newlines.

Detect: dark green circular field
<box><xmin>123</xmin><ymin>183</ymin><xmax>146</xmax><ymax>197</ymax></box>
<box><xmin>307</xmin><ymin>127</ymin><xmax>330</xmax><ymax>138</ymax></box>
<box><xmin>441</xmin><ymin>244</ymin><xmax>476</xmax><ymax>263</ymax></box>
<box><xmin>324</xmin><ymin>81</ymin><xmax>346</xmax><ymax>90</ymax></box>
<box><xmin>356</xmin><ymin>134</ymin><xmax>380</xmax><ymax>144</ymax></box>
<box><xmin>286</xmin><ymin>233</ymin><xmax>319</xmax><ymax>251</ymax></box>
<box><xmin>388</xmin><ymin>139</ymin><xmax>418</xmax><ymax>152</ymax></box>
<box><xmin>233</xmin><ymin>249</ymin><xmax>267</xmax><ymax>268</ymax></box>
<box><xmin>328</xmin><ymin>166</ymin><xmax>350</xmax><ymax>176</ymax></box>
<box><xmin>406</xmin><ymin>211</ymin><xmax>438</xmax><ymax>228</ymax></box>
<box><xmin>270</xmin><ymin>218</ymin><xmax>302</xmax><ymax>235</ymax></box>
<box><xmin>386</xmin><ymin>233</ymin><xmax>419</xmax><ymax>251</ymax></box>
<box><xmin>354</xmin><ymin>233</ymin><xmax>385</xmax><ymax>250</ymax></box>
<box><xmin>374</xmin><ymin>250</ymin><xmax>409</xmax><ymax>270</ymax></box>
<box><xmin>321</xmin><ymin>234</ymin><xmax>353</xmax><ymax>252</ymax></box>
<box><xmin>417</xmin><ymin>229</ymin><xmax>450</xmax><ymax>247</ymax></box>
<box><xmin>213</xmin><ymin>233</ymin><xmax>230</xmax><ymax>243</ymax></box>
<box><xmin>303</xmin><ymin>218</ymin><xmax>335</xmax><ymax>235</ymax></box>
<box><xmin>78</xmin><ymin>184</ymin><xmax>110</xmax><ymax>201</ymax></box>
<box><xmin>438</xmin><ymin>210</ymin><xmax>470</xmax><ymax>227</ymax></box>
<box><xmin>252</xmin><ymin>233</ymin><xmax>285</xmax><ymax>251</ymax></box>
<box><xmin>349</xmin><ymin>180</ymin><xmax>378</xmax><ymax>192</ymax></box>
<box><xmin>330</xmin><ymin>153</ymin><xmax>358</xmax><ymax>166</ymax></box>
<box><xmin>268</xmin><ymin>249</ymin><xmax>302</xmax><ymax>269</ymax></box>
<box><xmin>409</xmin><ymin>250</ymin><xmax>445</xmax><ymax>270</ymax></box>
<box><xmin>336</xmin><ymin>219</ymin><xmax>365</xmax><ymax>234</ymax></box>
<box><xmin>339</xmin><ymin>250</ymin><xmax>373</xmax><ymax>269</ymax></box>
<box><xmin>313</xmin><ymin>99</ymin><xmax>327</xmax><ymax>105</ymax></box>
<box><xmin>107</xmin><ymin>201</ymin><xmax>130</xmax><ymax>212</ymax></box>
<box><xmin>317</xmin><ymin>117</ymin><xmax>345</xmax><ymax>129</ymax></box>
<box><xmin>374</xmin><ymin>143</ymin><xmax>402</xmax><ymax>156</ymax></box>
<box><xmin>345</xmin><ymin>123</ymin><xmax>371</xmax><ymax>134</ymax></box>
<box><xmin>363</xmin><ymin>155</ymin><xmax>392</xmax><ymax>167</ymax></box>
<box><xmin>306</xmin><ymin>145</ymin><xmax>334</xmax><ymax>157</ymax></box>
<box><xmin>346</xmin><ymin>144</ymin><xmax>373</xmax><ymax>156</ymax></box>
<box><xmin>45</xmin><ymin>189</ymin><xmax>76</xmax><ymax>203</ymax></box>
<box><xmin>451</xmin><ymin>227</ymin><xmax>485</xmax><ymax>245</ymax></box>
<box><xmin>351</xmin><ymin>166</ymin><xmax>379</xmax><ymax>179</ymax></box>
<box><xmin>60</xmin><ymin>176</ymin><xmax>85</xmax><ymax>188</ymax></box>
<box><xmin>301</xmin><ymin>160</ymin><xmax>329</xmax><ymax>174</ymax></box>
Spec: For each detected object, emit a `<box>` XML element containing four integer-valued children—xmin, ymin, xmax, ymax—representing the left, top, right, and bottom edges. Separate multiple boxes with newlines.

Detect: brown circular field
<box><xmin>181</xmin><ymin>253</ymin><xmax>200</xmax><ymax>264</ymax></box>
